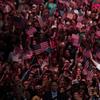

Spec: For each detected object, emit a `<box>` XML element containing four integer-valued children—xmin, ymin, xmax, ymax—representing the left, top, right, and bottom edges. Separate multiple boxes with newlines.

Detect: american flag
<box><xmin>33</xmin><ymin>41</ymin><xmax>49</xmax><ymax>55</ymax></box>
<box><xmin>83</xmin><ymin>59</ymin><xmax>94</xmax><ymax>81</ymax></box>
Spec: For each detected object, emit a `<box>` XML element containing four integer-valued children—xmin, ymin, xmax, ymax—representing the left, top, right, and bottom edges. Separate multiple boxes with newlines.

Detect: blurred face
<box><xmin>59</xmin><ymin>81</ymin><xmax>65</xmax><ymax>88</ymax></box>
<box><xmin>53</xmin><ymin>74</ymin><xmax>58</xmax><ymax>81</ymax></box>
<box><xmin>54</xmin><ymin>11</ymin><xmax>59</xmax><ymax>17</ymax></box>
<box><xmin>39</xmin><ymin>5</ymin><xmax>44</xmax><ymax>11</ymax></box>
<box><xmin>63</xmin><ymin>67</ymin><xmax>68</xmax><ymax>72</ymax></box>
<box><xmin>32</xmin><ymin>7</ymin><xmax>37</xmax><ymax>15</ymax></box>
<box><xmin>65</xmin><ymin>50</ymin><xmax>70</xmax><ymax>57</ymax></box>
<box><xmin>15</xmin><ymin>75</ymin><xmax>20</xmax><ymax>82</ymax></box>
<box><xmin>88</xmin><ymin>87</ymin><xmax>95</xmax><ymax>96</ymax></box>
<box><xmin>43</xmin><ymin>66</ymin><xmax>48</xmax><ymax>71</ymax></box>
<box><xmin>23</xmin><ymin>81</ymin><xmax>29</xmax><ymax>89</ymax></box>
<box><xmin>64</xmin><ymin>61</ymin><xmax>69</xmax><ymax>67</ymax></box>
<box><xmin>73</xmin><ymin>92</ymin><xmax>82</xmax><ymax>100</ymax></box>
<box><xmin>51</xmin><ymin>82</ymin><xmax>58</xmax><ymax>91</ymax></box>
<box><xmin>77</xmin><ymin>68</ymin><xmax>81</xmax><ymax>74</ymax></box>
<box><xmin>28</xmin><ymin>73</ymin><xmax>33</xmax><ymax>80</ymax></box>
<box><xmin>49</xmin><ymin>0</ymin><xmax>54</xmax><ymax>3</ymax></box>
<box><xmin>34</xmin><ymin>21</ymin><xmax>40</xmax><ymax>27</ymax></box>
<box><xmin>18</xmin><ymin>68</ymin><xmax>21</xmax><ymax>75</ymax></box>
<box><xmin>43</xmin><ymin>75</ymin><xmax>48</xmax><ymax>81</ymax></box>
<box><xmin>43</xmin><ymin>9</ymin><xmax>49</xmax><ymax>17</ymax></box>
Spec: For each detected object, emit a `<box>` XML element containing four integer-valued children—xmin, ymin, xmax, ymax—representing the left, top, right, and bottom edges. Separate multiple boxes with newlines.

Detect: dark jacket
<box><xmin>43</xmin><ymin>91</ymin><xmax>66</xmax><ymax>100</ymax></box>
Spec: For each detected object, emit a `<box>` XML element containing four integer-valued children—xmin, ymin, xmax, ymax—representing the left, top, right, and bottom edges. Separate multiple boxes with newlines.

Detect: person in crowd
<box><xmin>43</xmin><ymin>81</ymin><xmax>67</xmax><ymax>100</ymax></box>
<box><xmin>0</xmin><ymin>0</ymin><xmax>100</xmax><ymax>100</ymax></box>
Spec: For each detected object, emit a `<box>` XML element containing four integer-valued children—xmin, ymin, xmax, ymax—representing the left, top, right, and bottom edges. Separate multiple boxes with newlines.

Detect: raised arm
<box><xmin>90</xmin><ymin>52</ymin><xmax>100</xmax><ymax>71</ymax></box>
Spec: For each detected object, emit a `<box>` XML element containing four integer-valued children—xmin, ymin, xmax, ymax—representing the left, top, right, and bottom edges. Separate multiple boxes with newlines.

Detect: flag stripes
<box><xmin>33</xmin><ymin>41</ymin><xmax>49</xmax><ymax>55</ymax></box>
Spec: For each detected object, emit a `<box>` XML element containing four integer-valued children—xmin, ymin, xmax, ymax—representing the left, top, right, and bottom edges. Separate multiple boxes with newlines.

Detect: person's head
<box><xmin>76</xmin><ymin>67</ymin><xmax>81</xmax><ymax>75</ymax></box>
<box><xmin>72</xmin><ymin>91</ymin><xmax>82</xmax><ymax>100</ymax></box>
<box><xmin>28</xmin><ymin>73</ymin><xmax>33</xmax><ymax>80</ymax></box>
<box><xmin>17</xmin><ymin>67</ymin><xmax>22</xmax><ymax>75</ymax></box>
<box><xmin>31</xmin><ymin>95</ymin><xmax>41</xmax><ymax>100</ymax></box>
<box><xmin>88</xmin><ymin>87</ymin><xmax>98</xmax><ymax>97</ymax></box>
<box><xmin>64</xmin><ymin>60</ymin><xmax>70</xmax><ymax>67</ymax></box>
<box><xmin>34</xmin><ymin>20</ymin><xmax>40</xmax><ymax>28</ymax></box>
<box><xmin>51</xmin><ymin>81</ymin><xmax>58</xmax><ymax>92</ymax></box>
<box><xmin>53</xmin><ymin>73</ymin><xmax>58</xmax><ymax>81</ymax></box>
<box><xmin>39</xmin><ymin>4</ymin><xmax>44</xmax><ymax>11</ymax></box>
<box><xmin>43</xmin><ymin>65</ymin><xmax>48</xmax><ymax>71</ymax></box>
<box><xmin>63</xmin><ymin>67</ymin><xmax>68</xmax><ymax>73</ymax></box>
<box><xmin>54</xmin><ymin>10</ymin><xmax>59</xmax><ymax>18</ymax></box>
<box><xmin>23</xmin><ymin>81</ymin><xmax>30</xmax><ymax>90</ymax></box>
<box><xmin>65</xmin><ymin>50</ymin><xmax>70</xmax><ymax>57</ymax></box>
<box><xmin>48</xmin><ymin>0</ymin><xmax>54</xmax><ymax>3</ymax></box>
<box><xmin>32</xmin><ymin>4</ymin><xmax>37</xmax><ymax>15</ymax></box>
<box><xmin>35</xmin><ymin>85</ymin><xmax>43</xmax><ymax>96</ymax></box>
<box><xmin>43</xmin><ymin>74</ymin><xmax>48</xmax><ymax>81</ymax></box>
<box><xmin>43</xmin><ymin>9</ymin><xmax>49</xmax><ymax>17</ymax></box>
<box><xmin>58</xmin><ymin>80</ymin><xmax>65</xmax><ymax>90</ymax></box>
<box><xmin>15</xmin><ymin>75</ymin><xmax>20</xmax><ymax>82</ymax></box>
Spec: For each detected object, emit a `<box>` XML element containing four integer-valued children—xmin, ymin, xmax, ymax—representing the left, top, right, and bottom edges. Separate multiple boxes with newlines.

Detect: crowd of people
<box><xmin>0</xmin><ymin>0</ymin><xmax>100</xmax><ymax>100</ymax></box>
